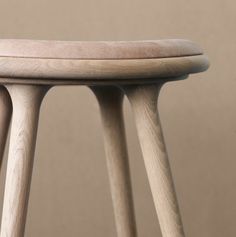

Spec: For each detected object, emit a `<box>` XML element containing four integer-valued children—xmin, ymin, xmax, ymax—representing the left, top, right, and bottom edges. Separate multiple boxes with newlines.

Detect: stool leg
<box><xmin>91</xmin><ymin>86</ymin><xmax>137</xmax><ymax>237</ymax></box>
<box><xmin>0</xmin><ymin>85</ymin><xmax>49</xmax><ymax>237</ymax></box>
<box><xmin>0</xmin><ymin>86</ymin><xmax>12</xmax><ymax>169</ymax></box>
<box><xmin>123</xmin><ymin>84</ymin><xmax>185</xmax><ymax>237</ymax></box>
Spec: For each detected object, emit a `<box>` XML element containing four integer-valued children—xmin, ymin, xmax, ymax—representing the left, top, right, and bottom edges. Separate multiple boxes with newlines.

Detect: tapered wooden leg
<box><xmin>0</xmin><ymin>86</ymin><xmax>12</xmax><ymax>170</ymax></box>
<box><xmin>91</xmin><ymin>86</ymin><xmax>137</xmax><ymax>237</ymax></box>
<box><xmin>123</xmin><ymin>84</ymin><xmax>185</xmax><ymax>237</ymax></box>
<box><xmin>0</xmin><ymin>85</ymin><xmax>49</xmax><ymax>237</ymax></box>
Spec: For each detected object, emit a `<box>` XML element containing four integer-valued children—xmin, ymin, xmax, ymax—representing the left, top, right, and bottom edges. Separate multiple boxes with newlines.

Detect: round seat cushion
<box><xmin>0</xmin><ymin>39</ymin><xmax>202</xmax><ymax>59</ymax></box>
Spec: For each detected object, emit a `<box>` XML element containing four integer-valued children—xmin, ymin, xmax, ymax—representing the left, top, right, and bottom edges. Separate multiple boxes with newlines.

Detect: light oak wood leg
<box><xmin>0</xmin><ymin>86</ymin><xmax>12</xmax><ymax>170</ymax></box>
<box><xmin>91</xmin><ymin>86</ymin><xmax>137</xmax><ymax>237</ymax></box>
<box><xmin>123</xmin><ymin>84</ymin><xmax>185</xmax><ymax>237</ymax></box>
<box><xmin>0</xmin><ymin>85</ymin><xmax>49</xmax><ymax>237</ymax></box>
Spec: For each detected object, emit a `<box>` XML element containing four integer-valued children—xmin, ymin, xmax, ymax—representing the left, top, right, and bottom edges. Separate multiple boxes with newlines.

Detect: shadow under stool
<box><xmin>0</xmin><ymin>39</ymin><xmax>209</xmax><ymax>237</ymax></box>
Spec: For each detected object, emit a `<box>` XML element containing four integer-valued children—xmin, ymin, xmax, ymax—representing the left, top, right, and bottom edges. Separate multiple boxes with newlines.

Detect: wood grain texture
<box><xmin>0</xmin><ymin>55</ymin><xmax>209</xmax><ymax>84</ymax></box>
<box><xmin>0</xmin><ymin>86</ymin><xmax>12</xmax><ymax>170</ymax></box>
<box><xmin>0</xmin><ymin>39</ymin><xmax>202</xmax><ymax>59</ymax></box>
<box><xmin>123</xmin><ymin>84</ymin><xmax>185</xmax><ymax>237</ymax></box>
<box><xmin>91</xmin><ymin>86</ymin><xmax>137</xmax><ymax>237</ymax></box>
<box><xmin>0</xmin><ymin>85</ymin><xmax>49</xmax><ymax>237</ymax></box>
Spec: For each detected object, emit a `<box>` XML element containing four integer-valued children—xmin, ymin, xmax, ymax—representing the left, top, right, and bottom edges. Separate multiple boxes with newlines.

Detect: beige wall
<box><xmin>0</xmin><ymin>0</ymin><xmax>235</xmax><ymax>236</ymax></box>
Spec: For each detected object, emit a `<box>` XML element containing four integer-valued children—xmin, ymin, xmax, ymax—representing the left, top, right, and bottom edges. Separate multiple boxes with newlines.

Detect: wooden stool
<box><xmin>0</xmin><ymin>39</ymin><xmax>209</xmax><ymax>237</ymax></box>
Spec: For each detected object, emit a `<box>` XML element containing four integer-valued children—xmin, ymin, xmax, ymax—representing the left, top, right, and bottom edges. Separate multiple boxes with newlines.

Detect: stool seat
<box><xmin>0</xmin><ymin>39</ymin><xmax>209</xmax><ymax>85</ymax></box>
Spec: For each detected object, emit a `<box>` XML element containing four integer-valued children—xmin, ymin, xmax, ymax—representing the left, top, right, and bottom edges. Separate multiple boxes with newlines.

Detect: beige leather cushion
<box><xmin>0</xmin><ymin>39</ymin><xmax>203</xmax><ymax>60</ymax></box>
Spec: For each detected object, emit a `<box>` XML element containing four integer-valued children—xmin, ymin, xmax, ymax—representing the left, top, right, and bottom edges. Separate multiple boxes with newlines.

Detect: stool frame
<box><xmin>0</xmin><ymin>82</ymin><xmax>185</xmax><ymax>237</ymax></box>
<box><xmin>0</xmin><ymin>42</ymin><xmax>209</xmax><ymax>237</ymax></box>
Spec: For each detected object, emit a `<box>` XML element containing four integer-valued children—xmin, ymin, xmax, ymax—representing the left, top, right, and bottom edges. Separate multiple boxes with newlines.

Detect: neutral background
<box><xmin>0</xmin><ymin>0</ymin><xmax>235</xmax><ymax>236</ymax></box>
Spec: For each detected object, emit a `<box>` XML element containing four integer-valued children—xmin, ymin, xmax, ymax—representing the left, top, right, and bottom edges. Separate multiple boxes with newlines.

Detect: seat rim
<box><xmin>0</xmin><ymin>55</ymin><xmax>209</xmax><ymax>85</ymax></box>
<box><xmin>0</xmin><ymin>38</ymin><xmax>203</xmax><ymax>60</ymax></box>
